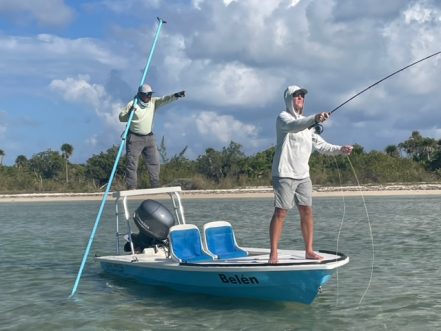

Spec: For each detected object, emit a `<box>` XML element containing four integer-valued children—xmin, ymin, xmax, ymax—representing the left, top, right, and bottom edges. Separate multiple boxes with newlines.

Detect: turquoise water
<box><xmin>1</xmin><ymin>195</ymin><xmax>440</xmax><ymax>330</ymax></box>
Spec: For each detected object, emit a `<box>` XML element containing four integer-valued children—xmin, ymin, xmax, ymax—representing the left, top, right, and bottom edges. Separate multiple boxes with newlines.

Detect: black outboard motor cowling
<box><xmin>125</xmin><ymin>199</ymin><xmax>175</xmax><ymax>253</ymax></box>
<box><xmin>133</xmin><ymin>199</ymin><xmax>175</xmax><ymax>241</ymax></box>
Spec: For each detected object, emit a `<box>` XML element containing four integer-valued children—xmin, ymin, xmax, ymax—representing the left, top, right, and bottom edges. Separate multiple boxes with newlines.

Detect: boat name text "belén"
<box><xmin>218</xmin><ymin>274</ymin><xmax>259</xmax><ymax>285</ymax></box>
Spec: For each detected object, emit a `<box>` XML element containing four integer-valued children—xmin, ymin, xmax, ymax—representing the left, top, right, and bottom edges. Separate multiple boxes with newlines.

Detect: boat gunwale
<box><xmin>96</xmin><ymin>250</ymin><xmax>349</xmax><ymax>272</ymax></box>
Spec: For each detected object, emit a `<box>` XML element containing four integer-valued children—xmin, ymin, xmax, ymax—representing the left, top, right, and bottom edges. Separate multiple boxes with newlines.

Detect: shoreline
<box><xmin>1</xmin><ymin>184</ymin><xmax>441</xmax><ymax>202</ymax></box>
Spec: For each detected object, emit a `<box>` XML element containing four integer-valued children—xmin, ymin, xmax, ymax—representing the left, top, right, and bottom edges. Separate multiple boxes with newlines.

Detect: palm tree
<box><xmin>398</xmin><ymin>131</ymin><xmax>440</xmax><ymax>163</ymax></box>
<box><xmin>0</xmin><ymin>149</ymin><xmax>4</xmax><ymax>165</ymax></box>
<box><xmin>61</xmin><ymin>143</ymin><xmax>74</xmax><ymax>183</ymax></box>
<box><xmin>15</xmin><ymin>155</ymin><xmax>28</xmax><ymax>169</ymax></box>
<box><xmin>385</xmin><ymin>145</ymin><xmax>400</xmax><ymax>158</ymax></box>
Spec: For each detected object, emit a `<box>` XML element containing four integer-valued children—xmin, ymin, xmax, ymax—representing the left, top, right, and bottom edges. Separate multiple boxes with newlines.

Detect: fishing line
<box><xmin>345</xmin><ymin>156</ymin><xmax>375</xmax><ymax>306</ymax></box>
<box><xmin>331</xmin><ymin>155</ymin><xmax>347</xmax><ymax>305</ymax></box>
<box><xmin>329</xmin><ymin>155</ymin><xmax>374</xmax><ymax>305</ymax></box>
<box><xmin>316</xmin><ymin>51</ymin><xmax>440</xmax><ymax>304</ymax></box>
<box><xmin>318</xmin><ymin>51</ymin><xmax>441</xmax><ymax>303</ymax></box>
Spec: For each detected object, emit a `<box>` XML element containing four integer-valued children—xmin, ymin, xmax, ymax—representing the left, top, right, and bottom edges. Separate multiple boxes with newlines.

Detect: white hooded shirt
<box><xmin>271</xmin><ymin>85</ymin><xmax>342</xmax><ymax>179</ymax></box>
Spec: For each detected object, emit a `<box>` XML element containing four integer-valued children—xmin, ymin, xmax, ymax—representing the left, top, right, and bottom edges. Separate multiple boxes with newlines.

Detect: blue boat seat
<box><xmin>168</xmin><ymin>224</ymin><xmax>214</xmax><ymax>263</ymax></box>
<box><xmin>203</xmin><ymin>221</ymin><xmax>248</xmax><ymax>259</ymax></box>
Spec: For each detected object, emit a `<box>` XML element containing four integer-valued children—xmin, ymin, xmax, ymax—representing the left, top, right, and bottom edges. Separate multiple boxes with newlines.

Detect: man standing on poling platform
<box><xmin>119</xmin><ymin>83</ymin><xmax>185</xmax><ymax>189</ymax></box>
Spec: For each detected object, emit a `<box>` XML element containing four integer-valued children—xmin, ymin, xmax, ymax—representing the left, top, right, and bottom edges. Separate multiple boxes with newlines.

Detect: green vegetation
<box><xmin>1</xmin><ymin>131</ymin><xmax>440</xmax><ymax>193</ymax></box>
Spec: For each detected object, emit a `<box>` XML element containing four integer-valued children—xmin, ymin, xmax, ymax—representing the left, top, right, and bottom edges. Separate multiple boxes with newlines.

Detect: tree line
<box><xmin>1</xmin><ymin>130</ymin><xmax>440</xmax><ymax>193</ymax></box>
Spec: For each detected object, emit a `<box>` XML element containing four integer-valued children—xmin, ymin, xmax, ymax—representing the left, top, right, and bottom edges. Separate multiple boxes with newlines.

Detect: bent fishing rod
<box><xmin>312</xmin><ymin>50</ymin><xmax>441</xmax><ymax>134</ymax></box>
<box><xmin>69</xmin><ymin>17</ymin><xmax>166</xmax><ymax>297</ymax></box>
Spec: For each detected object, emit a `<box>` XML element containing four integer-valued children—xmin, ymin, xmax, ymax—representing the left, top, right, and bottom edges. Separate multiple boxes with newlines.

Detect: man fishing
<box><xmin>269</xmin><ymin>85</ymin><xmax>353</xmax><ymax>263</ymax></box>
<box><xmin>119</xmin><ymin>84</ymin><xmax>185</xmax><ymax>189</ymax></box>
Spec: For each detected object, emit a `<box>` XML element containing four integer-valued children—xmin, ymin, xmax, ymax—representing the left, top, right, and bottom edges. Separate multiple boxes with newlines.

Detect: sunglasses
<box><xmin>292</xmin><ymin>92</ymin><xmax>305</xmax><ymax>98</ymax></box>
<box><xmin>139</xmin><ymin>92</ymin><xmax>153</xmax><ymax>98</ymax></box>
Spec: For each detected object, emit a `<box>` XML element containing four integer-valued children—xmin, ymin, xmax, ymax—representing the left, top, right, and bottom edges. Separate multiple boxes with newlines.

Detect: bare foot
<box><xmin>268</xmin><ymin>253</ymin><xmax>278</xmax><ymax>264</ymax></box>
<box><xmin>305</xmin><ymin>251</ymin><xmax>324</xmax><ymax>260</ymax></box>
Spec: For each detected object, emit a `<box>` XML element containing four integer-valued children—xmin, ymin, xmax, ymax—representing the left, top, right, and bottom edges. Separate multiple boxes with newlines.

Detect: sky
<box><xmin>1</xmin><ymin>0</ymin><xmax>441</xmax><ymax>166</ymax></box>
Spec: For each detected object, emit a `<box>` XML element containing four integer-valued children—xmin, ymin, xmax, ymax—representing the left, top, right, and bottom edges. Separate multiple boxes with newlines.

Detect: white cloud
<box><xmin>195</xmin><ymin>111</ymin><xmax>258</xmax><ymax>145</ymax></box>
<box><xmin>36</xmin><ymin>34</ymin><xmax>121</xmax><ymax>66</ymax></box>
<box><xmin>89</xmin><ymin>0</ymin><xmax>161</xmax><ymax>14</ymax></box>
<box><xmin>0</xmin><ymin>34</ymin><xmax>127</xmax><ymax>90</ymax></box>
<box><xmin>50</xmin><ymin>75</ymin><xmax>105</xmax><ymax>104</ymax></box>
<box><xmin>382</xmin><ymin>1</ymin><xmax>441</xmax><ymax>95</ymax></box>
<box><xmin>162</xmin><ymin>109</ymin><xmax>271</xmax><ymax>158</ymax></box>
<box><xmin>0</xmin><ymin>0</ymin><xmax>74</xmax><ymax>26</ymax></box>
<box><xmin>49</xmin><ymin>75</ymin><xmax>124</xmax><ymax>132</ymax></box>
<box><xmin>184</xmin><ymin>61</ymin><xmax>283</xmax><ymax>107</ymax></box>
<box><xmin>289</xmin><ymin>0</ymin><xmax>301</xmax><ymax>7</ymax></box>
<box><xmin>404</xmin><ymin>2</ymin><xmax>439</xmax><ymax>24</ymax></box>
<box><xmin>154</xmin><ymin>31</ymin><xmax>284</xmax><ymax>108</ymax></box>
<box><xmin>223</xmin><ymin>0</ymin><xmax>237</xmax><ymax>5</ymax></box>
<box><xmin>192</xmin><ymin>0</ymin><xmax>204</xmax><ymax>10</ymax></box>
<box><xmin>85</xmin><ymin>134</ymin><xmax>99</xmax><ymax>148</ymax></box>
<box><xmin>40</xmin><ymin>1</ymin><xmax>441</xmax><ymax>157</ymax></box>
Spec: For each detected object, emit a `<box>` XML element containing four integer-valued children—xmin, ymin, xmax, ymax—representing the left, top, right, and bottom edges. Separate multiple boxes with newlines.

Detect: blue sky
<box><xmin>1</xmin><ymin>0</ymin><xmax>441</xmax><ymax>166</ymax></box>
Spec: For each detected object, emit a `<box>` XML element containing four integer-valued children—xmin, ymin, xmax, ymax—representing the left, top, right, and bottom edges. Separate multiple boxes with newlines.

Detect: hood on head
<box><xmin>284</xmin><ymin>85</ymin><xmax>308</xmax><ymax>115</ymax></box>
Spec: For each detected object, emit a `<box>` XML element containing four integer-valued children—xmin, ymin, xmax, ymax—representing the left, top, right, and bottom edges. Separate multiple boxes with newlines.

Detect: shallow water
<box><xmin>1</xmin><ymin>195</ymin><xmax>440</xmax><ymax>330</ymax></box>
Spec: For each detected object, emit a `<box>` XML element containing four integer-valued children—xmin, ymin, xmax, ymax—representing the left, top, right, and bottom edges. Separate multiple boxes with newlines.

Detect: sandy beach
<box><xmin>1</xmin><ymin>184</ymin><xmax>441</xmax><ymax>202</ymax></box>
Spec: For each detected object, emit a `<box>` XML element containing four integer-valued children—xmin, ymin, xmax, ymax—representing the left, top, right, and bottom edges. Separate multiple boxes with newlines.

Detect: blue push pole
<box><xmin>69</xmin><ymin>17</ymin><xmax>166</xmax><ymax>297</ymax></box>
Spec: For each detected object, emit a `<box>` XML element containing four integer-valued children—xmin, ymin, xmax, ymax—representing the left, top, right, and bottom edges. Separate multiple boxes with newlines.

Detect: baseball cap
<box><xmin>138</xmin><ymin>84</ymin><xmax>153</xmax><ymax>94</ymax></box>
<box><xmin>291</xmin><ymin>86</ymin><xmax>308</xmax><ymax>96</ymax></box>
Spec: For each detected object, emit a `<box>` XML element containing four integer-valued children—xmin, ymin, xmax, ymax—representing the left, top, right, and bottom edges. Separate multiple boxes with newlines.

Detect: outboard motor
<box><xmin>124</xmin><ymin>199</ymin><xmax>175</xmax><ymax>252</ymax></box>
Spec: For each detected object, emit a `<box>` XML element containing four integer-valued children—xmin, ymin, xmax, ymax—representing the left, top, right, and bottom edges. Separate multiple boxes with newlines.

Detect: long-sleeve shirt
<box><xmin>271</xmin><ymin>111</ymin><xmax>343</xmax><ymax>179</ymax></box>
<box><xmin>119</xmin><ymin>94</ymin><xmax>179</xmax><ymax>135</ymax></box>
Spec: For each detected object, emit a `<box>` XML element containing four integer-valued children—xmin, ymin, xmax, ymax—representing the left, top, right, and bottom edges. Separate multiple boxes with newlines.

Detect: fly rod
<box><xmin>330</xmin><ymin>50</ymin><xmax>441</xmax><ymax>115</ymax></box>
<box><xmin>312</xmin><ymin>50</ymin><xmax>441</xmax><ymax>133</ymax></box>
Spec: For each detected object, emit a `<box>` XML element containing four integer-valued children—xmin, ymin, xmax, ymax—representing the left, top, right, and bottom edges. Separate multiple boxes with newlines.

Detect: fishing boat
<box><xmin>96</xmin><ymin>186</ymin><xmax>349</xmax><ymax>304</ymax></box>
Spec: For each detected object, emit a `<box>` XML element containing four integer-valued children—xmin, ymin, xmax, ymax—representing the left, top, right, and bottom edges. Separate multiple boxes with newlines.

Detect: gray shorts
<box><xmin>272</xmin><ymin>177</ymin><xmax>312</xmax><ymax>209</ymax></box>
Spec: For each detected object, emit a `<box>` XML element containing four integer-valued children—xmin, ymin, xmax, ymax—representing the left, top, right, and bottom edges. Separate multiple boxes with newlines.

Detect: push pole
<box><xmin>69</xmin><ymin>17</ymin><xmax>166</xmax><ymax>297</ymax></box>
